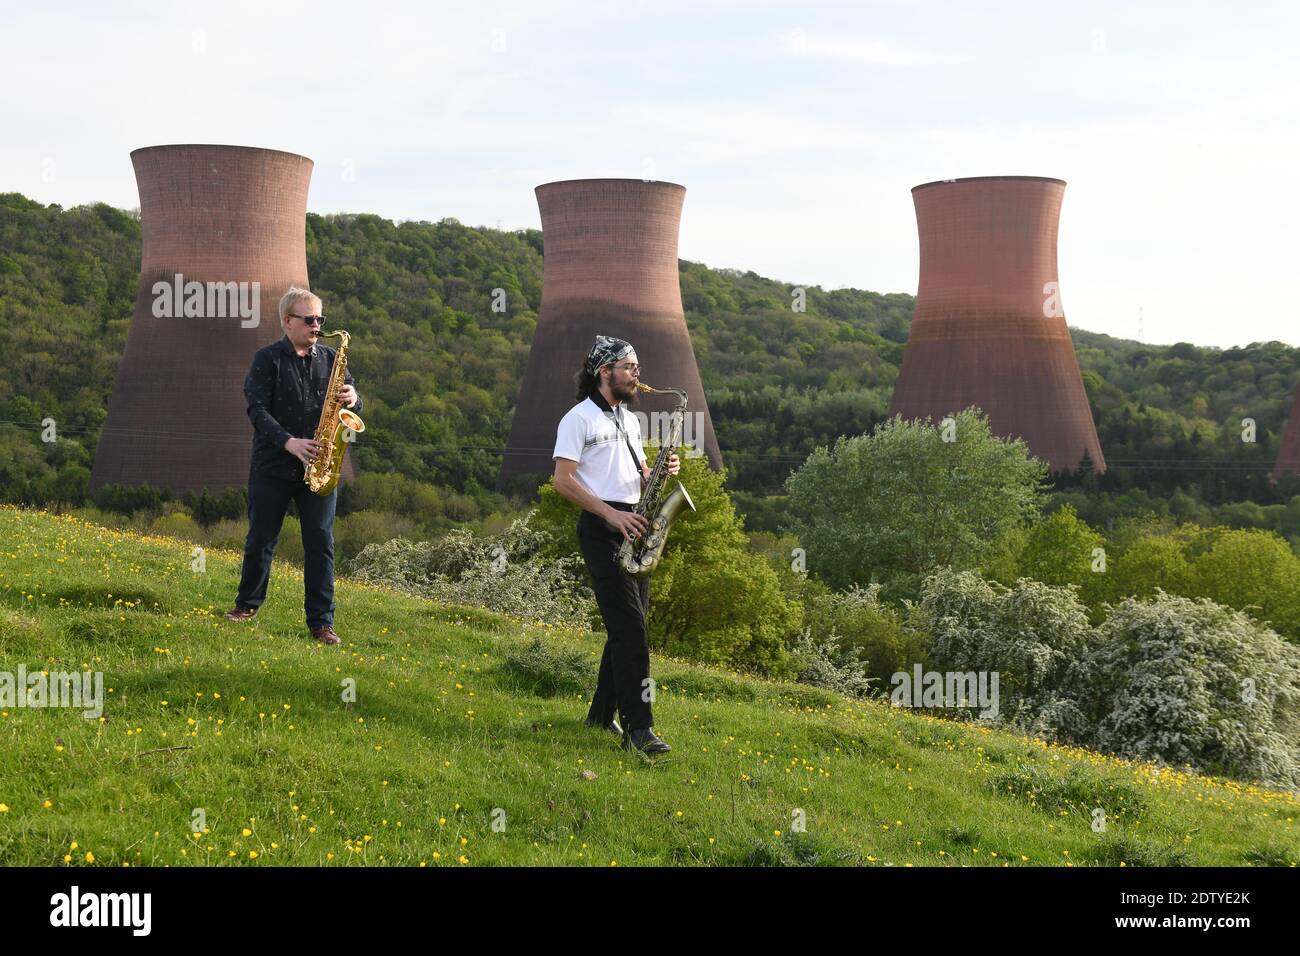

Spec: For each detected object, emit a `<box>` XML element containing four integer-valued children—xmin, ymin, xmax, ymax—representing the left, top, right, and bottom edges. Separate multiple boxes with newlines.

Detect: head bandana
<box><xmin>584</xmin><ymin>334</ymin><xmax>634</xmax><ymax>376</ymax></box>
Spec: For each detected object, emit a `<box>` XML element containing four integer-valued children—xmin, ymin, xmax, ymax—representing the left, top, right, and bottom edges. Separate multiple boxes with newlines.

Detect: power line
<box><xmin>0</xmin><ymin>418</ymin><xmax>1290</xmax><ymax>473</ymax></box>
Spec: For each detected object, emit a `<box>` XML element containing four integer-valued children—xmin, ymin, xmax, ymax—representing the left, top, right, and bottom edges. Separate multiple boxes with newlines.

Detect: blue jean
<box><xmin>235</xmin><ymin>469</ymin><xmax>337</xmax><ymax>628</ymax></box>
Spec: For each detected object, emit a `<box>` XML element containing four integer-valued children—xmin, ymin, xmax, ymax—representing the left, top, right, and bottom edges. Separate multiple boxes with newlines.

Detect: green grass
<box><xmin>0</xmin><ymin>506</ymin><xmax>1296</xmax><ymax>867</ymax></box>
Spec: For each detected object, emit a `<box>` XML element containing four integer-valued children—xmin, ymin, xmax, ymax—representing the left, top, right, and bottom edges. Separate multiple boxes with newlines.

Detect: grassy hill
<box><xmin>0</xmin><ymin>506</ymin><xmax>1295</xmax><ymax>867</ymax></box>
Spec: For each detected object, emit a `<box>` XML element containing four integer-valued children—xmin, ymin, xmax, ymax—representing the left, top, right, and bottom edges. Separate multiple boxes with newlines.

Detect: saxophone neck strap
<box><xmin>625</xmin><ymin>433</ymin><xmax>643</xmax><ymax>474</ymax></box>
<box><xmin>614</xmin><ymin>409</ymin><xmax>643</xmax><ymax>473</ymax></box>
<box><xmin>596</xmin><ymin>394</ymin><xmax>642</xmax><ymax>473</ymax></box>
<box><xmin>608</xmin><ymin>420</ymin><xmax>636</xmax><ymax>475</ymax></box>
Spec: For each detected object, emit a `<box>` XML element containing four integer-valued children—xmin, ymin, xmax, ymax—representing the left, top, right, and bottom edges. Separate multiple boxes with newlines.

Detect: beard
<box><xmin>613</xmin><ymin>379</ymin><xmax>639</xmax><ymax>404</ymax></box>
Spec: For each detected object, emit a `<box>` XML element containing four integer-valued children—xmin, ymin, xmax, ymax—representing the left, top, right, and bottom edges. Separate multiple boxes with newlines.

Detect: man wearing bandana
<box><xmin>553</xmin><ymin>335</ymin><xmax>680</xmax><ymax>754</ymax></box>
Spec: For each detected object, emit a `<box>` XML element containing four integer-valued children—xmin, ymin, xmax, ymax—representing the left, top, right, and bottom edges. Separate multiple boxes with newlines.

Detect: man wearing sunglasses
<box><xmin>553</xmin><ymin>334</ymin><xmax>679</xmax><ymax>754</ymax></box>
<box><xmin>224</xmin><ymin>287</ymin><xmax>361</xmax><ymax>646</ymax></box>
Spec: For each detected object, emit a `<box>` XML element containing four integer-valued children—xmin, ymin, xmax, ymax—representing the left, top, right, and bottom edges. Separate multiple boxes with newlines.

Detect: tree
<box><xmin>1191</xmin><ymin>529</ymin><xmax>1300</xmax><ymax>640</ymax></box>
<box><xmin>784</xmin><ymin>408</ymin><xmax>1049</xmax><ymax>597</ymax></box>
<box><xmin>1088</xmin><ymin>529</ymin><xmax>1197</xmax><ymax>610</ymax></box>
<box><xmin>1017</xmin><ymin>503</ymin><xmax>1104</xmax><ymax>587</ymax></box>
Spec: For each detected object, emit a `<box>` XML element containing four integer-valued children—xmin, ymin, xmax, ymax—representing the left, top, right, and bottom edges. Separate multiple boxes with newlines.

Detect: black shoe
<box><xmin>584</xmin><ymin>716</ymin><xmax>623</xmax><ymax>736</ymax></box>
<box><xmin>622</xmin><ymin>727</ymin><xmax>671</xmax><ymax>754</ymax></box>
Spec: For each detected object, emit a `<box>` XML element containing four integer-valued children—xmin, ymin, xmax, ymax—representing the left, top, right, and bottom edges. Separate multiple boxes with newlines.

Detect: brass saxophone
<box><xmin>616</xmin><ymin>383</ymin><xmax>696</xmax><ymax>577</ymax></box>
<box><xmin>305</xmin><ymin>329</ymin><xmax>365</xmax><ymax>495</ymax></box>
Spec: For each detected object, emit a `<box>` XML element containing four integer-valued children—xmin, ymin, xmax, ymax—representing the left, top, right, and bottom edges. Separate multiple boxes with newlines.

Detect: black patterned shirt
<box><xmin>244</xmin><ymin>336</ymin><xmax>361</xmax><ymax>479</ymax></box>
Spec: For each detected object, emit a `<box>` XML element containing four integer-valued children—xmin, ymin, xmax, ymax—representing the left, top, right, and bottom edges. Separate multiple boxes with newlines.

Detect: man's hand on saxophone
<box><xmin>284</xmin><ymin>437</ymin><xmax>323</xmax><ymax>468</ymax></box>
<box><xmin>337</xmin><ymin>384</ymin><xmax>358</xmax><ymax>408</ymax></box>
<box><xmin>606</xmin><ymin>509</ymin><xmax>649</xmax><ymax>541</ymax></box>
<box><xmin>639</xmin><ymin>452</ymin><xmax>680</xmax><ymax>484</ymax></box>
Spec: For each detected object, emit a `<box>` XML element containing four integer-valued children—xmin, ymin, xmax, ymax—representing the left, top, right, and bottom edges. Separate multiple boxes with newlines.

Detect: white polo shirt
<box><xmin>553</xmin><ymin>393</ymin><xmax>647</xmax><ymax>503</ymax></box>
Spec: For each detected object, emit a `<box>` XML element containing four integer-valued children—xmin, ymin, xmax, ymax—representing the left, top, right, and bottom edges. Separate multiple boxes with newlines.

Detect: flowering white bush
<box><xmin>348</xmin><ymin>512</ymin><xmax>596</xmax><ymax>629</ymax></box>
<box><xmin>1077</xmin><ymin>593</ymin><xmax>1300</xmax><ymax>789</ymax></box>
<box><xmin>791</xmin><ymin>626</ymin><xmax>879</xmax><ymax>700</ymax></box>
<box><xmin>916</xmin><ymin>569</ymin><xmax>1097</xmax><ymax>734</ymax></box>
<box><xmin>914</xmin><ymin>569</ymin><xmax>1300</xmax><ymax>788</ymax></box>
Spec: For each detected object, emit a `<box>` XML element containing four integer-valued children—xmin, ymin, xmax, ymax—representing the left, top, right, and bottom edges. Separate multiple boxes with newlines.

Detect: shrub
<box><xmin>53</xmin><ymin>464</ymin><xmax>90</xmax><ymax>504</ymax></box>
<box><xmin>802</xmin><ymin>584</ymin><xmax>923</xmax><ymax>686</ymax></box>
<box><xmin>205</xmin><ymin>518</ymin><xmax>248</xmax><ymax>553</ymax></box>
<box><xmin>147</xmin><ymin>512</ymin><xmax>203</xmax><ymax>542</ymax></box>
<box><xmin>338</xmin><ymin>472</ymin><xmax>447</xmax><ymax>521</ymax></box>
<box><xmin>333</xmin><ymin>510</ymin><xmax>418</xmax><ymax>563</ymax></box>
<box><xmin>1075</xmin><ymin>592</ymin><xmax>1300</xmax><ymax>789</ymax></box>
<box><xmin>1087</xmin><ymin>530</ymin><xmax>1197</xmax><ymax>610</ymax></box>
<box><xmin>347</xmin><ymin>512</ymin><xmax>595</xmax><ymax>628</ymax></box>
<box><xmin>790</xmin><ymin>626</ymin><xmax>878</xmax><ymax>700</ymax></box>
<box><xmin>184</xmin><ymin>486</ymin><xmax>248</xmax><ymax>525</ymax></box>
<box><xmin>913</xmin><ymin>570</ymin><xmax>1300</xmax><ymax>787</ymax></box>
<box><xmin>917</xmin><ymin>569</ymin><xmax>1098</xmax><ymax>736</ymax></box>
<box><xmin>93</xmin><ymin>482</ymin><xmax>167</xmax><ymax>515</ymax></box>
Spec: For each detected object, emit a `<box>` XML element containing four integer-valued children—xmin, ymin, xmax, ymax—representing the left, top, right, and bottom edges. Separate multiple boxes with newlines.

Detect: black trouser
<box><xmin>578</xmin><ymin>503</ymin><xmax>654</xmax><ymax>732</ymax></box>
<box><xmin>235</xmin><ymin>468</ymin><xmax>338</xmax><ymax>629</ymax></box>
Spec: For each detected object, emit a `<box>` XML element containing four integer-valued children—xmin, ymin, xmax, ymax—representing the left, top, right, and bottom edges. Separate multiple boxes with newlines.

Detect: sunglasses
<box><xmin>288</xmin><ymin>313</ymin><xmax>326</xmax><ymax>326</ymax></box>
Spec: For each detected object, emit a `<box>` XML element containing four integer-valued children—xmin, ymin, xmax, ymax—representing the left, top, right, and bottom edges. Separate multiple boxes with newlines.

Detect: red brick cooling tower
<box><xmin>499</xmin><ymin>178</ymin><xmax>722</xmax><ymax>486</ymax></box>
<box><xmin>1275</xmin><ymin>388</ymin><xmax>1300</xmax><ymax>481</ymax></box>
<box><xmin>90</xmin><ymin>144</ymin><xmax>354</xmax><ymax>494</ymax></box>
<box><xmin>888</xmin><ymin>176</ymin><xmax>1105</xmax><ymax>473</ymax></box>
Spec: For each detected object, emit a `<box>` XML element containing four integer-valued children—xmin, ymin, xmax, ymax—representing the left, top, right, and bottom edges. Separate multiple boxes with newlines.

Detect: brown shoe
<box><xmin>310</xmin><ymin>625</ymin><xmax>340</xmax><ymax>646</ymax></box>
<box><xmin>224</xmin><ymin>605</ymin><xmax>257</xmax><ymax>622</ymax></box>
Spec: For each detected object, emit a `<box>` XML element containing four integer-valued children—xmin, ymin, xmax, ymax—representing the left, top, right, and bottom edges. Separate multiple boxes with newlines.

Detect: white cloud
<box><xmin>784</xmin><ymin>28</ymin><xmax>963</xmax><ymax>66</ymax></box>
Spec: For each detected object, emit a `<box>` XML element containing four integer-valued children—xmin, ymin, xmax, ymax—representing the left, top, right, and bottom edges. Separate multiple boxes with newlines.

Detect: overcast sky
<box><xmin>3</xmin><ymin>0</ymin><xmax>1297</xmax><ymax>348</ymax></box>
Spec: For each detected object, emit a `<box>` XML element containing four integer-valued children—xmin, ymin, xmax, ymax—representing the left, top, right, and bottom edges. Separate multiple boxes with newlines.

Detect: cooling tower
<box><xmin>90</xmin><ymin>144</ymin><xmax>354</xmax><ymax>494</ymax></box>
<box><xmin>1274</xmin><ymin>388</ymin><xmax>1300</xmax><ymax>481</ymax></box>
<box><xmin>888</xmin><ymin>176</ymin><xmax>1105</xmax><ymax>473</ymax></box>
<box><xmin>499</xmin><ymin>178</ymin><xmax>722</xmax><ymax>487</ymax></box>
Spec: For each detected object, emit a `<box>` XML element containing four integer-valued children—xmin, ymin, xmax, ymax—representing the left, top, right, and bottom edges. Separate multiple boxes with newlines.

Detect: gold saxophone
<box><xmin>305</xmin><ymin>329</ymin><xmax>365</xmax><ymax>495</ymax></box>
<box><xmin>616</xmin><ymin>383</ymin><xmax>696</xmax><ymax>577</ymax></box>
